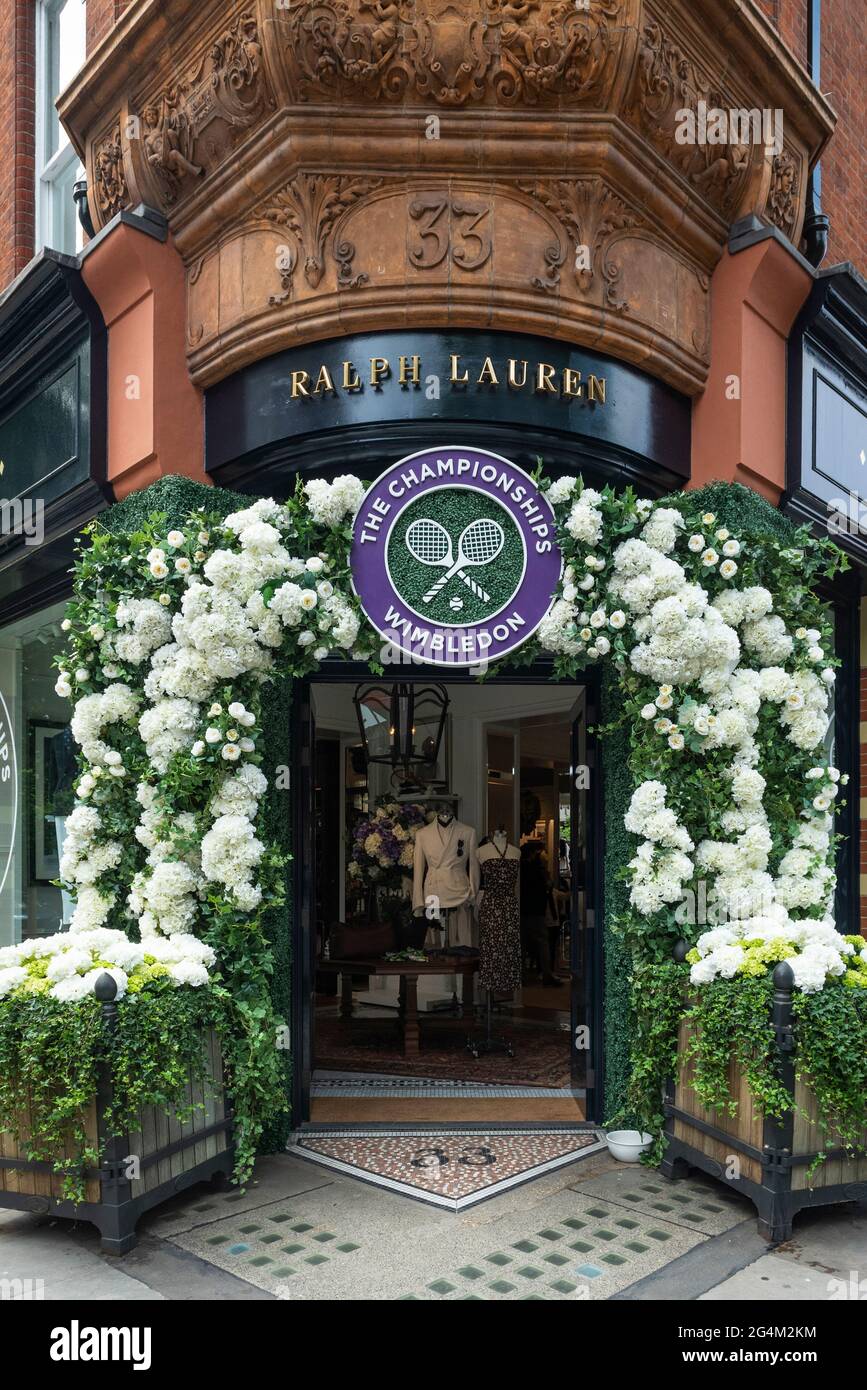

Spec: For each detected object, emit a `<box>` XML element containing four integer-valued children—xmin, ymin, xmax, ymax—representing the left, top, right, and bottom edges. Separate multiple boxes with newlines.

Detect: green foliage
<box><xmin>0</xmin><ymin>984</ymin><xmax>220</xmax><ymax>1202</ymax></box>
<box><xmin>793</xmin><ymin>986</ymin><xmax>867</xmax><ymax>1160</ymax></box>
<box><xmin>681</xmin><ymin>976</ymin><xmax>791</xmax><ymax>1120</ymax></box>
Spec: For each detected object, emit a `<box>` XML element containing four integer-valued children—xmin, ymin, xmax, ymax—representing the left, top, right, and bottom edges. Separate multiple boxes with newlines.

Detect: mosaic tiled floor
<box><xmin>312</xmin><ymin>1072</ymin><xmax>574</xmax><ymax>1098</ymax></box>
<box><xmin>288</xmin><ymin>1128</ymin><xmax>607</xmax><ymax>1209</ymax></box>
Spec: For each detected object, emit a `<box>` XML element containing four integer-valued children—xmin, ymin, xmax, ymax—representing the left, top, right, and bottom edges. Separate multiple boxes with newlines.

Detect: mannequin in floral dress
<box><xmin>477</xmin><ymin>830</ymin><xmax>522</xmax><ymax>994</ymax></box>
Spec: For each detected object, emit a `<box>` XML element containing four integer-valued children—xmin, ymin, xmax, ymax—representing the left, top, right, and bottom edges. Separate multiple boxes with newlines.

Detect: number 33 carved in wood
<box><xmin>409</xmin><ymin>196</ymin><xmax>493</xmax><ymax>272</ymax></box>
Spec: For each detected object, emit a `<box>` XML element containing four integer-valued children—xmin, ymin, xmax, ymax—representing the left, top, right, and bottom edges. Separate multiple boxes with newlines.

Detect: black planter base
<box><xmin>0</xmin><ymin>1151</ymin><xmax>234</xmax><ymax>1254</ymax></box>
<box><xmin>659</xmin><ymin>1135</ymin><xmax>867</xmax><ymax>1246</ymax></box>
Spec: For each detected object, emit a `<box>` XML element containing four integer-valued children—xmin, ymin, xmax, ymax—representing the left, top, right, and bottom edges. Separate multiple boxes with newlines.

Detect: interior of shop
<box><xmin>309</xmin><ymin>681</ymin><xmax>589</xmax><ymax>1124</ymax></box>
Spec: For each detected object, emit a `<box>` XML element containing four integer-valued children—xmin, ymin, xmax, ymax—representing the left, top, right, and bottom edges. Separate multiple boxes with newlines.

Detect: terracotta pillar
<box><xmin>691</xmin><ymin>234</ymin><xmax>814</xmax><ymax>503</ymax></box>
<box><xmin>80</xmin><ymin>218</ymin><xmax>207</xmax><ymax>499</ymax></box>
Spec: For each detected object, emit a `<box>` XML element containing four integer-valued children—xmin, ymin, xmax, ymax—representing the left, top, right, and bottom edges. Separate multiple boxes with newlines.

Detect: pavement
<box><xmin>1</xmin><ymin>1149</ymin><xmax>865</xmax><ymax>1301</ymax></box>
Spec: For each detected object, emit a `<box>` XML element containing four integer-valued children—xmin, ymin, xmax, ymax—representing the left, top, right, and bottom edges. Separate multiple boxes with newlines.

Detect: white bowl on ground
<box><xmin>606</xmin><ymin>1129</ymin><xmax>653</xmax><ymax>1162</ymax></box>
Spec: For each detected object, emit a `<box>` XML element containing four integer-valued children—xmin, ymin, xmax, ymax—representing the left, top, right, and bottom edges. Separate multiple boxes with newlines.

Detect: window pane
<box><xmin>0</xmin><ymin>602</ymin><xmax>73</xmax><ymax>947</ymax></box>
<box><xmin>44</xmin><ymin>1</ymin><xmax>87</xmax><ymax>163</ymax></box>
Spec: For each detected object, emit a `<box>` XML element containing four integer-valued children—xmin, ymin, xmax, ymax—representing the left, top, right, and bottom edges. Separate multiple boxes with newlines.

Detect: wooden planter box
<box><xmin>0</xmin><ymin>1026</ymin><xmax>233</xmax><ymax>1254</ymax></box>
<box><xmin>661</xmin><ymin>971</ymin><xmax>867</xmax><ymax>1243</ymax></box>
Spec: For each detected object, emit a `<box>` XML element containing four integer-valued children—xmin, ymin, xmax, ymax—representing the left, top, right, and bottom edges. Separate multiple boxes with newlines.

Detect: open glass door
<box><xmin>570</xmin><ymin>689</ymin><xmax>601</xmax><ymax>1120</ymax></box>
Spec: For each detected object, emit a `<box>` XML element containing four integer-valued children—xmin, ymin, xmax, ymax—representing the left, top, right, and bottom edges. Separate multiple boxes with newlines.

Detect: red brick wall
<box><xmin>87</xmin><ymin>0</ymin><xmax>132</xmax><ymax>54</ymax></box>
<box><xmin>0</xmin><ymin>0</ymin><xmax>36</xmax><ymax>292</ymax></box>
<box><xmin>758</xmin><ymin>0</ymin><xmax>867</xmax><ymax>272</ymax></box>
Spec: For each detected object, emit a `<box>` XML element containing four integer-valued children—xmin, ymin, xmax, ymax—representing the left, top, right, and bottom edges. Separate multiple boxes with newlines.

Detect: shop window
<box><xmin>0</xmin><ymin>602</ymin><xmax>73</xmax><ymax>947</ymax></box>
<box><xmin>35</xmin><ymin>0</ymin><xmax>87</xmax><ymax>257</ymax></box>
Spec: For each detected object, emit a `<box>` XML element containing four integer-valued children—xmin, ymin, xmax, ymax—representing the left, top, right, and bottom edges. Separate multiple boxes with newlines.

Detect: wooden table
<box><xmin>321</xmin><ymin>957</ymin><xmax>479</xmax><ymax>1057</ymax></box>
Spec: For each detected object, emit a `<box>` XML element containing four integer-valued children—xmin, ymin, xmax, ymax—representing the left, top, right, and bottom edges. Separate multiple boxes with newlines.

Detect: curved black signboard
<box><xmin>205</xmin><ymin>328</ymin><xmax>691</xmax><ymax>498</ymax></box>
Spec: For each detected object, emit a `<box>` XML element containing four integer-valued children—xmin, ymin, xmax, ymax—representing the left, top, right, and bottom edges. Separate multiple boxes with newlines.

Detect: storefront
<box><xmin>195</xmin><ymin>328</ymin><xmax>688</xmax><ymax>1127</ymax></box>
<box><xmin>0</xmin><ymin>249</ymin><xmax>107</xmax><ymax>949</ymax></box>
<box><xmin>6</xmin><ymin>2</ymin><xmax>867</xmax><ymax>1234</ymax></box>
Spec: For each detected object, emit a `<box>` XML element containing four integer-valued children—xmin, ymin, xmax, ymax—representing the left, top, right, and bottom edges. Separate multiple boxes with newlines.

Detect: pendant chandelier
<box><xmin>353</xmin><ymin>681</ymin><xmax>449</xmax><ymax>783</ymax></box>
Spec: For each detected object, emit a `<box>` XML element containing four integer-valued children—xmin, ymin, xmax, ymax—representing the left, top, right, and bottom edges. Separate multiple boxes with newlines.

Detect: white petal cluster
<box><xmin>304</xmin><ymin>476</ymin><xmax>365</xmax><ymax>528</ymax></box>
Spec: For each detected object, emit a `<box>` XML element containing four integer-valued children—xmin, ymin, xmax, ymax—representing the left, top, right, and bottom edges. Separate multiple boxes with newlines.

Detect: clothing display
<box><xmin>412</xmin><ymin>816</ymin><xmax>480</xmax><ymax>914</ymax></box>
<box><xmin>477</xmin><ymin>839</ymin><xmax>522</xmax><ymax>993</ymax></box>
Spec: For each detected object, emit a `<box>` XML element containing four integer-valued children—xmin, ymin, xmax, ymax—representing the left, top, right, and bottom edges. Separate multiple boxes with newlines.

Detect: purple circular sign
<box><xmin>351</xmin><ymin>446</ymin><xmax>562</xmax><ymax>668</ymax></box>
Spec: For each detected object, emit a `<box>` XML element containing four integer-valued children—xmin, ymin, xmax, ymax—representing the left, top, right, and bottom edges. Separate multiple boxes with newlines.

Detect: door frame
<box><xmin>291</xmin><ymin>661</ymin><xmax>606</xmax><ymax>1127</ymax></box>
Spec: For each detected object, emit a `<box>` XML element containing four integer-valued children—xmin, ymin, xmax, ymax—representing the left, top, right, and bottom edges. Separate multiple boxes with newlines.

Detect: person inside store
<box><xmin>519</xmin><ymin>838</ymin><xmax>563</xmax><ymax>987</ymax></box>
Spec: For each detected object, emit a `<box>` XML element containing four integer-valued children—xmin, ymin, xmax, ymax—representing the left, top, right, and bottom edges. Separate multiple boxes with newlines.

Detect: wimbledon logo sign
<box><xmin>351</xmin><ymin>447</ymin><xmax>562</xmax><ymax>667</ymax></box>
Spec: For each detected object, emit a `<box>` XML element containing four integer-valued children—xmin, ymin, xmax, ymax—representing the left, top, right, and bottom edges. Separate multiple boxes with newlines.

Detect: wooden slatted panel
<box><xmin>791</xmin><ymin>1077</ymin><xmax>867</xmax><ymax>1192</ymax></box>
<box><xmin>1</xmin><ymin>1032</ymin><xmax>227</xmax><ymax>1205</ymax></box>
<box><xmin>673</xmin><ymin>1019</ymin><xmax>763</xmax><ymax>1184</ymax></box>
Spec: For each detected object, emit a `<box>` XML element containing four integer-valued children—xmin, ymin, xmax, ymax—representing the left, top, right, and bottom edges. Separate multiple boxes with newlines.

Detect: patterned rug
<box><xmin>290</xmin><ymin>1128</ymin><xmax>606</xmax><ymax>1210</ymax></box>
<box><xmin>314</xmin><ymin>1015</ymin><xmax>571</xmax><ymax>1088</ymax></box>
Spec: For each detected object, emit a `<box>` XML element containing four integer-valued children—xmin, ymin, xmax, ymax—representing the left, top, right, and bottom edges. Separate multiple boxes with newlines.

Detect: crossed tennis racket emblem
<box><xmin>406</xmin><ymin>517</ymin><xmax>505</xmax><ymax>605</ymax></box>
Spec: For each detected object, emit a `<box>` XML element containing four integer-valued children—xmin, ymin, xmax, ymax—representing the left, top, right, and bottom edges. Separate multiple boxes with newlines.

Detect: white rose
<box><xmin>240</xmin><ymin>738</ymin><xmax>256</xmax><ymax>753</ymax></box>
<box><xmin>655</xmin><ymin>693</ymin><xmax>673</xmax><ymax>710</ymax></box>
<box><xmin>300</xmin><ymin>591</ymin><xmax>318</xmax><ymax>611</ymax></box>
<box><xmin>306</xmin><ymin>557</ymin><xmax>325</xmax><ymax>574</ymax></box>
<box><xmin>228</xmin><ymin>703</ymin><xmax>246</xmax><ymax>719</ymax></box>
<box><xmin>55</xmin><ymin>678</ymin><xmax>72</xmax><ymax>699</ymax></box>
<box><xmin>317</xmin><ymin>581</ymin><xmax>334</xmax><ymax>599</ymax></box>
<box><xmin>61</xmin><ymin>619</ymin><xmax>72</xmax><ymax>632</ymax></box>
<box><xmin>205</xmin><ymin>728</ymin><xmax>222</xmax><ymax>744</ymax></box>
<box><xmin>609</xmin><ymin>611</ymin><xmax>626</xmax><ymax>630</ymax></box>
<box><xmin>641</xmin><ymin>703</ymin><xmax>657</xmax><ymax>720</ymax></box>
<box><xmin>175</xmin><ymin>558</ymin><xmax>192</xmax><ymax>575</ymax></box>
<box><xmin>89</xmin><ymin>624</ymin><xmax>105</xmax><ymax>641</ymax></box>
<box><xmin>298</xmin><ymin>631</ymin><xmax>316</xmax><ymax>647</ymax></box>
<box><xmin>590</xmin><ymin>610</ymin><xmax>607</xmax><ymax>629</ymax></box>
<box><xmin>192</xmin><ymin>741</ymin><xmax>206</xmax><ymax>757</ymax></box>
<box><xmin>822</xmin><ymin>669</ymin><xmax>836</xmax><ymax>685</ymax></box>
<box><xmin>314</xmin><ymin>647</ymin><xmax>330</xmax><ymax>661</ymax></box>
<box><xmin>209</xmin><ymin>704</ymin><xmax>223</xmax><ymax>717</ymax></box>
<box><xmin>719</xmin><ymin>560</ymin><xmax>738</xmax><ymax>579</ymax></box>
<box><xmin>701</xmin><ymin>549</ymin><xmax>719</xmax><ymax>567</ymax></box>
<box><xmin>723</xmin><ymin>539</ymin><xmax>740</xmax><ymax>556</ymax></box>
<box><xmin>668</xmin><ymin>732</ymin><xmax>685</xmax><ymax>751</ymax></box>
<box><xmin>595</xmin><ymin>636</ymin><xmax>611</xmax><ymax>655</ymax></box>
<box><xmin>222</xmin><ymin>744</ymin><xmax>241</xmax><ymax>762</ymax></box>
<box><xmin>688</xmin><ymin>534</ymin><xmax>704</xmax><ymax>552</ymax></box>
<box><xmin>701</xmin><ymin>513</ymin><xmax>716</xmax><ymax>526</ymax></box>
<box><xmin>167</xmin><ymin>531</ymin><xmax>185</xmax><ymax>548</ymax></box>
<box><xmin>150</xmin><ymin>561</ymin><xmax>169</xmax><ymax>579</ymax></box>
<box><xmin>241</xmin><ymin>711</ymin><xmax>256</xmax><ymax>727</ymax></box>
<box><xmin>808</xmin><ymin>646</ymin><xmax>824</xmax><ymax>662</ymax></box>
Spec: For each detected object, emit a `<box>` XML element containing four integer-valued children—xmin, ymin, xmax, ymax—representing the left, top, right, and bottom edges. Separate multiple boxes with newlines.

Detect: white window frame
<box><xmin>35</xmin><ymin>0</ymin><xmax>87</xmax><ymax>256</ymax></box>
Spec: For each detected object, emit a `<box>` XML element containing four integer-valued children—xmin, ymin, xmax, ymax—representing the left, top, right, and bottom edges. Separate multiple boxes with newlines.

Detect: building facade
<box><xmin>1</xmin><ymin>0</ymin><xmax>866</xmax><ymax>1129</ymax></box>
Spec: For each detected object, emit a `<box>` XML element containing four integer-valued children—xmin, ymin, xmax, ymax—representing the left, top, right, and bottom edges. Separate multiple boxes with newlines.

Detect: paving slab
<box><xmin>566</xmin><ymin>1168</ymin><xmax>752</xmax><ymax>1236</ymax></box>
<box><xmin>141</xmin><ymin>1154</ymin><xmax>337</xmax><ymax>1238</ymax></box>
<box><xmin>699</xmin><ymin>1252</ymin><xmax>844</xmax><ymax>1301</ymax></box>
<box><xmin>0</xmin><ymin>1210</ymin><xmax>163</xmax><ymax>1302</ymax></box>
<box><xmin>169</xmin><ymin>1167</ymin><xmax>705</xmax><ymax>1300</ymax></box>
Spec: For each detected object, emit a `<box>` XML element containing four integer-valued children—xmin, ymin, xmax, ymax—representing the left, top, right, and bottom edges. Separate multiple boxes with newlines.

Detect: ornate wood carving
<box><xmin>258</xmin><ymin>174</ymin><xmax>383</xmax><ymax>295</ymax></box>
<box><xmin>521</xmin><ymin>179</ymin><xmax>643</xmax><ymax>310</ymax></box>
<box><xmin>93</xmin><ymin>122</ymin><xmax>129</xmax><ymax>222</ymax></box>
<box><xmin>59</xmin><ymin>0</ymin><xmax>835</xmax><ymax>396</ymax></box>
<box><xmin>278</xmin><ymin>0</ymin><xmax>623</xmax><ymax>108</ymax></box>
<box><xmin>134</xmin><ymin>11</ymin><xmax>271</xmax><ymax>205</ymax></box>
<box><xmin>766</xmin><ymin>150</ymin><xmax>801</xmax><ymax>238</ymax></box>
<box><xmin>625</xmin><ymin>15</ymin><xmax>753</xmax><ymax>217</ymax></box>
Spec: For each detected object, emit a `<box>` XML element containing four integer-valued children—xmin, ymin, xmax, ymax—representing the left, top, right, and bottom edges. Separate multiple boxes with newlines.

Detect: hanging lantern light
<box><xmin>353</xmin><ymin>681</ymin><xmax>449</xmax><ymax>783</ymax></box>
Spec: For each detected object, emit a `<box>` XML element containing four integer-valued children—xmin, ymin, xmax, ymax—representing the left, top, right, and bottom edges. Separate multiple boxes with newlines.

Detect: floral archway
<box><xmin>3</xmin><ymin>468</ymin><xmax>866</xmax><ymax>1185</ymax></box>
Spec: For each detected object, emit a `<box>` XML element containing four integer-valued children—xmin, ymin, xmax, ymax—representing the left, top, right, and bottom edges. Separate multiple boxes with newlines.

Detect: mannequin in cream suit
<box><xmin>413</xmin><ymin>812</ymin><xmax>480</xmax><ymax>948</ymax></box>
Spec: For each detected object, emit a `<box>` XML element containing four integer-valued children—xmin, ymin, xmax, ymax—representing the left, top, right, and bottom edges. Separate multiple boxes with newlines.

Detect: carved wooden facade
<box><xmin>61</xmin><ymin>0</ymin><xmax>834</xmax><ymax>395</ymax></box>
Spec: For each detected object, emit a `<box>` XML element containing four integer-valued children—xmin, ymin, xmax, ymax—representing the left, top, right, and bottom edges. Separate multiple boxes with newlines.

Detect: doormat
<box><xmin>314</xmin><ymin>1016</ymin><xmax>571</xmax><ymax>1088</ymax></box>
<box><xmin>288</xmin><ymin>1128</ymin><xmax>607</xmax><ymax>1211</ymax></box>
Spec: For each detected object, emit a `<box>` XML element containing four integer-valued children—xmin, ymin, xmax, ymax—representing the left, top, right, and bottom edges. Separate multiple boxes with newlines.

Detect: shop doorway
<box><xmin>292</xmin><ymin>669</ymin><xmax>603</xmax><ymax>1128</ymax></box>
